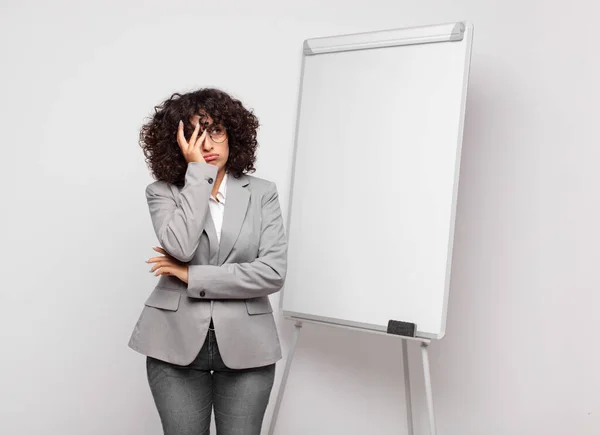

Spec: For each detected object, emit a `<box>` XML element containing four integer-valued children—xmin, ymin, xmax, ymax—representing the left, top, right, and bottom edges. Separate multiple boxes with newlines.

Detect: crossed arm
<box><xmin>145</xmin><ymin>162</ymin><xmax>217</xmax><ymax>263</ymax></box>
<box><xmin>145</xmin><ymin>162</ymin><xmax>288</xmax><ymax>300</ymax></box>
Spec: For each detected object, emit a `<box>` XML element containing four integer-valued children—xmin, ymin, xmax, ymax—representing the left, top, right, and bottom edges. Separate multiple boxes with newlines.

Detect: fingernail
<box><xmin>179</xmin><ymin>120</ymin><xmax>182</xmax><ymax>125</ymax></box>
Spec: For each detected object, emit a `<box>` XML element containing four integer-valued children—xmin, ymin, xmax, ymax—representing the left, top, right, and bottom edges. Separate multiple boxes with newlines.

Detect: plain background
<box><xmin>1</xmin><ymin>1</ymin><xmax>598</xmax><ymax>435</ymax></box>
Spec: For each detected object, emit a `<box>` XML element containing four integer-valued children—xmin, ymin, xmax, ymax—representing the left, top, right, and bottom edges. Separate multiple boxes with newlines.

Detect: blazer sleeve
<box><xmin>146</xmin><ymin>162</ymin><xmax>218</xmax><ymax>262</ymax></box>
<box><xmin>186</xmin><ymin>181</ymin><xmax>288</xmax><ymax>299</ymax></box>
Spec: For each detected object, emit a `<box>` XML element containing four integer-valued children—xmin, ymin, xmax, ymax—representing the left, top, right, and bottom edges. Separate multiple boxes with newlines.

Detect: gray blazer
<box><xmin>128</xmin><ymin>162</ymin><xmax>287</xmax><ymax>369</ymax></box>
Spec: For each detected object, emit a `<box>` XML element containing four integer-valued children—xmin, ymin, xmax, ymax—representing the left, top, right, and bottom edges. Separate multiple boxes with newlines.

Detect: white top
<box><xmin>209</xmin><ymin>172</ymin><xmax>228</xmax><ymax>244</ymax></box>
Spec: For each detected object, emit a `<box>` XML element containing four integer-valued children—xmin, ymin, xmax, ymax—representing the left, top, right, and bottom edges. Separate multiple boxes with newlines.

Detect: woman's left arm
<box><xmin>186</xmin><ymin>182</ymin><xmax>288</xmax><ymax>299</ymax></box>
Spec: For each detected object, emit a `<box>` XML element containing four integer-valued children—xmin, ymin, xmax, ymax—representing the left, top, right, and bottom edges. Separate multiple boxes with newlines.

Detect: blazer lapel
<box><xmin>218</xmin><ymin>173</ymin><xmax>250</xmax><ymax>265</ymax></box>
<box><xmin>203</xmin><ymin>211</ymin><xmax>219</xmax><ymax>265</ymax></box>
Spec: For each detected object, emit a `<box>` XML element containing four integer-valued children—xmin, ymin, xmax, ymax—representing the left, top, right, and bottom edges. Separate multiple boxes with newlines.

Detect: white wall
<box><xmin>1</xmin><ymin>1</ymin><xmax>598</xmax><ymax>434</ymax></box>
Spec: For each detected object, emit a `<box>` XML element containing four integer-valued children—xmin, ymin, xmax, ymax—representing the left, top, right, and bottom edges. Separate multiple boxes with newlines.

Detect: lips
<box><xmin>204</xmin><ymin>154</ymin><xmax>219</xmax><ymax>161</ymax></box>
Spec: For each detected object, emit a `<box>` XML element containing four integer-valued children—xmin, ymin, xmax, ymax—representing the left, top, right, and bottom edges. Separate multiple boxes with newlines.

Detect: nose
<box><xmin>202</xmin><ymin>133</ymin><xmax>213</xmax><ymax>149</ymax></box>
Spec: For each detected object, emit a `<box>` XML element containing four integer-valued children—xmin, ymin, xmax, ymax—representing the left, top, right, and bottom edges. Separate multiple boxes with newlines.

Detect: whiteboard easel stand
<box><xmin>268</xmin><ymin>20</ymin><xmax>473</xmax><ymax>435</ymax></box>
<box><xmin>268</xmin><ymin>318</ymin><xmax>437</xmax><ymax>435</ymax></box>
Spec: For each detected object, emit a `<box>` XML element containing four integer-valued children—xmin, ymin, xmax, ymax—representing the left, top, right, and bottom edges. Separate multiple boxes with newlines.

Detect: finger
<box><xmin>148</xmin><ymin>257</ymin><xmax>176</xmax><ymax>268</ymax></box>
<box><xmin>176</xmin><ymin>120</ymin><xmax>189</xmax><ymax>152</ymax></box>
<box><xmin>150</xmin><ymin>261</ymin><xmax>170</xmax><ymax>273</ymax></box>
<box><xmin>147</xmin><ymin>252</ymin><xmax>167</xmax><ymax>262</ymax></box>
<box><xmin>155</xmin><ymin>266</ymin><xmax>173</xmax><ymax>276</ymax></box>
<box><xmin>194</xmin><ymin>129</ymin><xmax>208</xmax><ymax>151</ymax></box>
<box><xmin>151</xmin><ymin>246</ymin><xmax>179</xmax><ymax>263</ymax></box>
<box><xmin>189</xmin><ymin>120</ymin><xmax>201</xmax><ymax>147</ymax></box>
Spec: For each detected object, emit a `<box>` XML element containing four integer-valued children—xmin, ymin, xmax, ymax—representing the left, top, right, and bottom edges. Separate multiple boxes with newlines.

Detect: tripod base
<box><xmin>268</xmin><ymin>319</ymin><xmax>437</xmax><ymax>435</ymax></box>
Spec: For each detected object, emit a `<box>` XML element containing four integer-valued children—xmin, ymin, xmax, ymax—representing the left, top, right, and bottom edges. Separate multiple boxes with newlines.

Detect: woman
<box><xmin>128</xmin><ymin>87</ymin><xmax>288</xmax><ymax>435</ymax></box>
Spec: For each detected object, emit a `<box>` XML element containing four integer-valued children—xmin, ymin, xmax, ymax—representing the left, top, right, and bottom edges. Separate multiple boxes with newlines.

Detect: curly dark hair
<box><xmin>139</xmin><ymin>87</ymin><xmax>259</xmax><ymax>185</ymax></box>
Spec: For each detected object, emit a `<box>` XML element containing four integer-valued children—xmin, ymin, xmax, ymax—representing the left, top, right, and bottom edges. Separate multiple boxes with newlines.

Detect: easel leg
<box><xmin>268</xmin><ymin>321</ymin><xmax>303</xmax><ymax>435</ymax></box>
<box><xmin>402</xmin><ymin>340</ymin><xmax>415</xmax><ymax>435</ymax></box>
<box><xmin>420</xmin><ymin>342</ymin><xmax>437</xmax><ymax>435</ymax></box>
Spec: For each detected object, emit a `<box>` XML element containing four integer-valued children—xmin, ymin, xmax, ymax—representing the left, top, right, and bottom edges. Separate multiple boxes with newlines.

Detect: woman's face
<box><xmin>189</xmin><ymin>111</ymin><xmax>229</xmax><ymax>172</ymax></box>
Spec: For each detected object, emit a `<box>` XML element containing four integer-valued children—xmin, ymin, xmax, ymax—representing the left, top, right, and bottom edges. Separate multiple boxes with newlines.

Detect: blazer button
<box><xmin>207</xmin><ymin>177</ymin><xmax>213</xmax><ymax>184</ymax></box>
<box><xmin>199</xmin><ymin>290</ymin><xmax>206</xmax><ymax>297</ymax></box>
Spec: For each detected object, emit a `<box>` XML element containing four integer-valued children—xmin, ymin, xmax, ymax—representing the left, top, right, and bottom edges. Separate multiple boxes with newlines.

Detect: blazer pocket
<box><xmin>144</xmin><ymin>287</ymin><xmax>181</xmax><ymax>311</ymax></box>
<box><xmin>245</xmin><ymin>296</ymin><xmax>273</xmax><ymax>315</ymax></box>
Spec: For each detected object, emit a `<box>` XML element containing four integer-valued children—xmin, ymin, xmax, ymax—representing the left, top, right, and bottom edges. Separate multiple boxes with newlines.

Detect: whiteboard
<box><xmin>281</xmin><ymin>22</ymin><xmax>473</xmax><ymax>339</ymax></box>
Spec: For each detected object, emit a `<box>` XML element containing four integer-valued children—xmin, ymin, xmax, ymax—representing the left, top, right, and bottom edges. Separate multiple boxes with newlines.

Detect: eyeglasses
<box><xmin>201</xmin><ymin>123</ymin><xmax>227</xmax><ymax>143</ymax></box>
<box><xmin>185</xmin><ymin>121</ymin><xmax>228</xmax><ymax>144</ymax></box>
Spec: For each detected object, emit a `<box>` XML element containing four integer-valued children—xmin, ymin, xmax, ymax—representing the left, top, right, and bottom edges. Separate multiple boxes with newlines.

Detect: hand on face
<box><xmin>177</xmin><ymin>120</ymin><xmax>208</xmax><ymax>164</ymax></box>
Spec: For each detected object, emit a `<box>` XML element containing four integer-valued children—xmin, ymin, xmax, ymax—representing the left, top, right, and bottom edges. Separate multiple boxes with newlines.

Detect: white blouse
<box><xmin>208</xmin><ymin>171</ymin><xmax>228</xmax><ymax>244</ymax></box>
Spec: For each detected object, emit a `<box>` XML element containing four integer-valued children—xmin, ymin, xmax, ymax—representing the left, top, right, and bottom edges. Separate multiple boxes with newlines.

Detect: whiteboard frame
<box><xmin>280</xmin><ymin>21</ymin><xmax>474</xmax><ymax>340</ymax></box>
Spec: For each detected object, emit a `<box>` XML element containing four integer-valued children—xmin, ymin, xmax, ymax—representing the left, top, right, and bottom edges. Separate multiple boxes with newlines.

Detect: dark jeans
<box><xmin>146</xmin><ymin>321</ymin><xmax>276</xmax><ymax>435</ymax></box>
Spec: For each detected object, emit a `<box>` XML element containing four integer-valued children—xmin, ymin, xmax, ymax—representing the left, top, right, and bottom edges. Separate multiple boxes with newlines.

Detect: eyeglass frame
<box><xmin>184</xmin><ymin>120</ymin><xmax>228</xmax><ymax>144</ymax></box>
<box><xmin>196</xmin><ymin>120</ymin><xmax>228</xmax><ymax>144</ymax></box>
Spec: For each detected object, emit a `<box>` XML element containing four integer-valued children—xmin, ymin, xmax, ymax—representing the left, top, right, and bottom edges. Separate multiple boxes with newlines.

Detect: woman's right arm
<box><xmin>145</xmin><ymin>162</ymin><xmax>218</xmax><ymax>262</ymax></box>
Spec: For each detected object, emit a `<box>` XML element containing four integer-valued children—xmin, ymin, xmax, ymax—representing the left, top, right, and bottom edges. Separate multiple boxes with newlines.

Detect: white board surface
<box><xmin>281</xmin><ymin>22</ymin><xmax>474</xmax><ymax>339</ymax></box>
